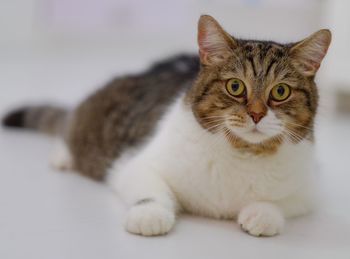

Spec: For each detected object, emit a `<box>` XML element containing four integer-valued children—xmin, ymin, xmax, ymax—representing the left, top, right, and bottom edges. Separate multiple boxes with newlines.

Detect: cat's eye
<box><xmin>270</xmin><ymin>84</ymin><xmax>291</xmax><ymax>102</ymax></box>
<box><xmin>226</xmin><ymin>78</ymin><xmax>246</xmax><ymax>97</ymax></box>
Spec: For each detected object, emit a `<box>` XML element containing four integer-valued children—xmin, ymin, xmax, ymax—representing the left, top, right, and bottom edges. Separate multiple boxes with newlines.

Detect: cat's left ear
<box><xmin>197</xmin><ymin>15</ymin><xmax>237</xmax><ymax>66</ymax></box>
<box><xmin>290</xmin><ymin>29</ymin><xmax>332</xmax><ymax>76</ymax></box>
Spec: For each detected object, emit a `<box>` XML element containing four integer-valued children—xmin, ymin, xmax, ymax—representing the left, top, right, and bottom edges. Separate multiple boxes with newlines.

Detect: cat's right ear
<box><xmin>197</xmin><ymin>15</ymin><xmax>237</xmax><ymax>66</ymax></box>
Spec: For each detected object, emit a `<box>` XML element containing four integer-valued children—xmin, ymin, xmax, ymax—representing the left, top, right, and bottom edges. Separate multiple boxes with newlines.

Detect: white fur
<box><xmin>107</xmin><ymin>97</ymin><xmax>315</xmax><ymax>236</ymax></box>
<box><xmin>50</xmin><ymin>139</ymin><xmax>74</xmax><ymax>171</ymax></box>
<box><xmin>125</xmin><ymin>203</ymin><xmax>175</xmax><ymax>236</ymax></box>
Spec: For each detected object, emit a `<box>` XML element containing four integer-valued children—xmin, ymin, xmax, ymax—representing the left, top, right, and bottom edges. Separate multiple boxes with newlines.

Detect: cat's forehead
<box><xmin>220</xmin><ymin>39</ymin><xmax>292</xmax><ymax>86</ymax></box>
<box><xmin>238</xmin><ymin>39</ymin><xmax>287</xmax><ymax>54</ymax></box>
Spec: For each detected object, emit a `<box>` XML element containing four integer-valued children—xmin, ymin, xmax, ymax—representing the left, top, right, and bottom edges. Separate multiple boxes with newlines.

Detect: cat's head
<box><xmin>188</xmin><ymin>15</ymin><xmax>331</xmax><ymax>154</ymax></box>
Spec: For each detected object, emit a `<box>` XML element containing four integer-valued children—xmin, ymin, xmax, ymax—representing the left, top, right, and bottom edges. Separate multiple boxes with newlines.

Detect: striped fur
<box><xmin>3</xmin><ymin>105</ymin><xmax>67</xmax><ymax>135</ymax></box>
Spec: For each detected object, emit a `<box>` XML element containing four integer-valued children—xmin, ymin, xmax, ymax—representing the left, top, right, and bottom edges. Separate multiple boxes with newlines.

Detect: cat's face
<box><xmin>188</xmin><ymin>15</ymin><xmax>331</xmax><ymax>152</ymax></box>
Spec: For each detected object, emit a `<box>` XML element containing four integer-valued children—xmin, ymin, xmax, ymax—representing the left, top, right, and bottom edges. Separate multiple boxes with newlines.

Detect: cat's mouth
<box><xmin>250</xmin><ymin>127</ymin><xmax>260</xmax><ymax>133</ymax></box>
<box><xmin>246</xmin><ymin>127</ymin><xmax>268</xmax><ymax>137</ymax></box>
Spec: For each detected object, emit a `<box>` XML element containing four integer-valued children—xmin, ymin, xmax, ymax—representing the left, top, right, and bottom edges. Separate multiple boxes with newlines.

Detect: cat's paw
<box><xmin>238</xmin><ymin>202</ymin><xmax>285</xmax><ymax>237</ymax></box>
<box><xmin>125</xmin><ymin>203</ymin><xmax>175</xmax><ymax>236</ymax></box>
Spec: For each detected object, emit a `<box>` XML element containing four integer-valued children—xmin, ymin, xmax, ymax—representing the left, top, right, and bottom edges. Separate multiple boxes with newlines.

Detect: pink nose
<box><xmin>249</xmin><ymin>112</ymin><xmax>265</xmax><ymax>124</ymax></box>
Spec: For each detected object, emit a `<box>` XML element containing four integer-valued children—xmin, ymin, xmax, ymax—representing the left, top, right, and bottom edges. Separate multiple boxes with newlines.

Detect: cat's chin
<box><xmin>230</xmin><ymin>128</ymin><xmax>275</xmax><ymax>144</ymax></box>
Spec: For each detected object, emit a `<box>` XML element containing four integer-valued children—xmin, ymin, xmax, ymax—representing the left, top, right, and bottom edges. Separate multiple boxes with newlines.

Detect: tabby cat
<box><xmin>3</xmin><ymin>15</ymin><xmax>331</xmax><ymax>237</ymax></box>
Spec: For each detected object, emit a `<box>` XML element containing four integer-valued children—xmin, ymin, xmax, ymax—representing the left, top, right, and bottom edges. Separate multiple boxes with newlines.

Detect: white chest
<box><xmin>145</xmin><ymin>102</ymin><xmax>313</xmax><ymax>218</ymax></box>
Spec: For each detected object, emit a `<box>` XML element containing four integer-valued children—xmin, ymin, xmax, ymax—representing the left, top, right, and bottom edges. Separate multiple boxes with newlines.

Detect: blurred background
<box><xmin>0</xmin><ymin>0</ymin><xmax>349</xmax><ymax>112</ymax></box>
<box><xmin>1</xmin><ymin>1</ymin><xmax>350</xmax><ymax>258</ymax></box>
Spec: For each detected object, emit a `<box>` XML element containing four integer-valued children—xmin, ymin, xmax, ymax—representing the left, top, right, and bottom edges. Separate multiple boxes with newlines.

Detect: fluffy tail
<box><xmin>2</xmin><ymin>105</ymin><xmax>68</xmax><ymax>136</ymax></box>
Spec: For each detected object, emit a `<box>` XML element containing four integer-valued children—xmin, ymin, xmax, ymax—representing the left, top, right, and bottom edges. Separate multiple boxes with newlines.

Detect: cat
<box><xmin>3</xmin><ymin>15</ymin><xmax>331</xmax><ymax>237</ymax></box>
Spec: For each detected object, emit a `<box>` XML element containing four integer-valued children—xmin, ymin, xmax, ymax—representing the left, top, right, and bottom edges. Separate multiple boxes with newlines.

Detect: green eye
<box><xmin>226</xmin><ymin>78</ymin><xmax>246</xmax><ymax>97</ymax></box>
<box><xmin>270</xmin><ymin>84</ymin><xmax>291</xmax><ymax>101</ymax></box>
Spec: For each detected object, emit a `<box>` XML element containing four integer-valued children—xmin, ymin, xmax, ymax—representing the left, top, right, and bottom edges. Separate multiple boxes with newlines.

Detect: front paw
<box><xmin>125</xmin><ymin>203</ymin><xmax>175</xmax><ymax>236</ymax></box>
<box><xmin>238</xmin><ymin>202</ymin><xmax>285</xmax><ymax>237</ymax></box>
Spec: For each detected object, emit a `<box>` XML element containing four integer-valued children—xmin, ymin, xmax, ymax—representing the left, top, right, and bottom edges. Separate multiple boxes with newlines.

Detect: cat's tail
<box><xmin>2</xmin><ymin>105</ymin><xmax>69</xmax><ymax>136</ymax></box>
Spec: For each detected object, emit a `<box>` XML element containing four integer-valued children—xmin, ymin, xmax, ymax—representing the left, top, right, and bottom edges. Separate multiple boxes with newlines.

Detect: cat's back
<box><xmin>68</xmin><ymin>55</ymin><xmax>199</xmax><ymax>180</ymax></box>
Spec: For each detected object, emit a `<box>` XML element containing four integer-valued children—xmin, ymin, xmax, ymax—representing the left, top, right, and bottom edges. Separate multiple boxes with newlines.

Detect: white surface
<box><xmin>1</xmin><ymin>55</ymin><xmax>350</xmax><ymax>259</ymax></box>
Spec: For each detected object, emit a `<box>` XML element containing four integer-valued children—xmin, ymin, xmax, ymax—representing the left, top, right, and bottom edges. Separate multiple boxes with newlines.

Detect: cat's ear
<box><xmin>197</xmin><ymin>15</ymin><xmax>237</xmax><ymax>66</ymax></box>
<box><xmin>290</xmin><ymin>29</ymin><xmax>331</xmax><ymax>76</ymax></box>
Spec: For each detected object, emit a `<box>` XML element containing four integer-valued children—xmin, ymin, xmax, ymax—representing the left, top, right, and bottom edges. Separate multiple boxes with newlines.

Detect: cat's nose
<box><xmin>249</xmin><ymin>111</ymin><xmax>265</xmax><ymax>124</ymax></box>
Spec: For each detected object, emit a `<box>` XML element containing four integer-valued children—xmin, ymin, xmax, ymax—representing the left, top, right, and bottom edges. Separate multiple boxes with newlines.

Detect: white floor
<box><xmin>1</xmin><ymin>54</ymin><xmax>350</xmax><ymax>259</ymax></box>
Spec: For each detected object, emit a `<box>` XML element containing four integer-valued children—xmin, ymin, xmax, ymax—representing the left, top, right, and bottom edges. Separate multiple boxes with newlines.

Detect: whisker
<box><xmin>200</xmin><ymin>115</ymin><xmax>228</xmax><ymax>120</ymax></box>
<box><xmin>285</xmin><ymin>121</ymin><xmax>314</xmax><ymax>131</ymax></box>
<box><xmin>283</xmin><ymin>128</ymin><xmax>303</xmax><ymax>142</ymax></box>
<box><xmin>201</xmin><ymin>118</ymin><xmax>226</xmax><ymax>124</ymax></box>
<box><xmin>202</xmin><ymin>123</ymin><xmax>224</xmax><ymax>131</ymax></box>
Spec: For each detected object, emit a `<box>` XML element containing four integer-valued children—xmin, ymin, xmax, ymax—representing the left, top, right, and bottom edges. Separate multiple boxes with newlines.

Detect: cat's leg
<box><xmin>238</xmin><ymin>202</ymin><xmax>285</xmax><ymax>237</ymax></box>
<box><xmin>108</xmin><ymin>160</ymin><xmax>178</xmax><ymax>236</ymax></box>
<box><xmin>50</xmin><ymin>139</ymin><xmax>74</xmax><ymax>171</ymax></box>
